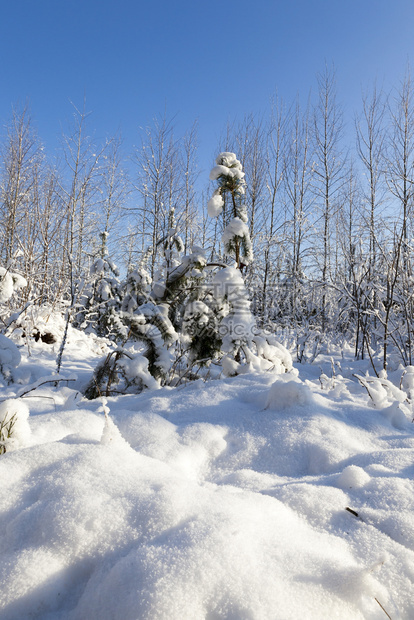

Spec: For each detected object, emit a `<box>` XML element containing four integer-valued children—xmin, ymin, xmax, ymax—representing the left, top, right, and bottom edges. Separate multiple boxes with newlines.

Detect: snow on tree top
<box><xmin>209</xmin><ymin>153</ymin><xmax>245</xmax><ymax>182</ymax></box>
<box><xmin>209</xmin><ymin>164</ymin><xmax>231</xmax><ymax>181</ymax></box>
<box><xmin>216</xmin><ymin>152</ymin><xmax>242</xmax><ymax>169</ymax></box>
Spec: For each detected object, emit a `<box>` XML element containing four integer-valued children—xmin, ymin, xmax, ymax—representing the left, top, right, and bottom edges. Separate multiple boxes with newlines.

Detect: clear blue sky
<box><xmin>1</xmin><ymin>0</ymin><xmax>414</xmax><ymax>175</ymax></box>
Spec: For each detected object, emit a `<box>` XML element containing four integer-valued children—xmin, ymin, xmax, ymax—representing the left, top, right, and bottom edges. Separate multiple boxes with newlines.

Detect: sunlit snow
<box><xmin>0</xmin><ymin>328</ymin><xmax>413</xmax><ymax>619</ymax></box>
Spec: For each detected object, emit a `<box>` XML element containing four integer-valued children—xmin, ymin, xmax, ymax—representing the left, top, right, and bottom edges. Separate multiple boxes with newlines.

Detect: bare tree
<box><xmin>283</xmin><ymin>98</ymin><xmax>312</xmax><ymax>321</ymax></box>
<box><xmin>0</xmin><ymin>105</ymin><xmax>40</xmax><ymax>267</ymax></box>
<box><xmin>97</xmin><ymin>136</ymin><xmax>130</xmax><ymax>262</ymax></box>
<box><xmin>59</xmin><ymin>101</ymin><xmax>108</xmax><ymax>283</ymax></box>
<box><xmin>35</xmin><ymin>166</ymin><xmax>66</xmax><ymax>304</ymax></box>
<box><xmin>312</xmin><ymin>65</ymin><xmax>346</xmax><ymax>331</ymax></box>
<box><xmin>132</xmin><ymin>114</ymin><xmax>181</xmax><ymax>277</ymax></box>
<box><xmin>180</xmin><ymin>121</ymin><xmax>199</xmax><ymax>253</ymax></box>
<box><xmin>356</xmin><ymin>84</ymin><xmax>386</xmax><ymax>271</ymax></box>
<box><xmin>382</xmin><ymin>69</ymin><xmax>414</xmax><ymax>366</ymax></box>
<box><xmin>260</xmin><ymin>99</ymin><xmax>289</xmax><ymax>321</ymax></box>
<box><xmin>386</xmin><ymin>70</ymin><xmax>414</xmax><ymax>266</ymax></box>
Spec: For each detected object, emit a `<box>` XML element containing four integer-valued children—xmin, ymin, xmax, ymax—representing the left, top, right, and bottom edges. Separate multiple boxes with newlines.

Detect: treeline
<box><xmin>2</xmin><ymin>66</ymin><xmax>414</xmax><ymax>373</ymax></box>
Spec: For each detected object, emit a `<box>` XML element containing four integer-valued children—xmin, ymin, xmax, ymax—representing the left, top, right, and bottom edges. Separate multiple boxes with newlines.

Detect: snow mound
<box><xmin>0</xmin><ymin>435</ymin><xmax>386</xmax><ymax>620</ymax></box>
<box><xmin>0</xmin><ymin>353</ymin><xmax>413</xmax><ymax>619</ymax></box>
<box><xmin>101</xmin><ymin>414</ymin><xmax>129</xmax><ymax>447</ymax></box>
<box><xmin>266</xmin><ymin>376</ymin><xmax>313</xmax><ymax>410</ymax></box>
<box><xmin>0</xmin><ymin>334</ymin><xmax>21</xmax><ymax>383</ymax></box>
<box><xmin>336</xmin><ymin>465</ymin><xmax>371</xmax><ymax>489</ymax></box>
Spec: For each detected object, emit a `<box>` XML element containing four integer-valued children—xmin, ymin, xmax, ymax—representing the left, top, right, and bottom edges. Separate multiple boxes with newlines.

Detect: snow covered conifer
<box><xmin>204</xmin><ymin>153</ymin><xmax>256</xmax><ymax>368</ymax></box>
<box><xmin>206</xmin><ymin>153</ymin><xmax>292</xmax><ymax>375</ymax></box>
<box><xmin>208</xmin><ymin>152</ymin><xmax>253</xmax><ymax>270</ymax></box>
<box><xmin>85</xmin><ymin>216</ymin><xmax>189</xmax><ymax>397</ymax></box>
<box><xmin>75</xmin><ymin>232</ymin><xmax>121</xmax><ymax>338</ymax></box>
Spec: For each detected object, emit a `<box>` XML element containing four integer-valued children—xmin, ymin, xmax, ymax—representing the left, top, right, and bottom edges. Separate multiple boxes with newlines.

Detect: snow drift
<box><xmin>0</xmin><ymin>337</ymin><xmax>412</xmax><ymax>619</ymax></box>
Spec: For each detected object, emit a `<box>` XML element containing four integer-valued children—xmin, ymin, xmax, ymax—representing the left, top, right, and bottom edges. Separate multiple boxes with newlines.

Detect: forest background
<box><xmin>2</xmin><ymin>1</ymin><xmax>414</xmax><ymax>377</ymax></box>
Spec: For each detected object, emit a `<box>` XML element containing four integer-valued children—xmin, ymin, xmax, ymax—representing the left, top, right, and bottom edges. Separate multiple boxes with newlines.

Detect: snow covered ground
<box><xmin>1</xmin><ymin>332</ymin><xmax>414</xmax><ymax>619</ymax></box>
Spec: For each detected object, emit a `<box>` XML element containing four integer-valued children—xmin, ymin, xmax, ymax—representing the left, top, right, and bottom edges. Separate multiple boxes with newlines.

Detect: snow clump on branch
<box><xmin>0</xmin><ymin>267</ymin><xmax>27</xmax><ymax>304</ymax></box>
<box><xmin>207</xmin><ymin>190</ymin><xmax>224</xmax><ymax>218</ymax></box>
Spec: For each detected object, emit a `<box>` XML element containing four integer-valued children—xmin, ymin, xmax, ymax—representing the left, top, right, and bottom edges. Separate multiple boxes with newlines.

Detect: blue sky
<box><xmin>1</xmin><ymin>1</ymin><xmax>414</xmax><ymax>175</ymax></box>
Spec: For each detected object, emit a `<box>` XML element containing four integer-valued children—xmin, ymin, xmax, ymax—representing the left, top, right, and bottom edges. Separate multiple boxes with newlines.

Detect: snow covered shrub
<box><xmin>116</xmin><ymin>352</ymin><xmax>160</xmax><ymax>391</ymax></box>
<box><xmin>181</xmin><ymin>298</ymin><xmax>221</xmax><ymax>364</ymax></box>
<box><xmin>12</xmin><ymin>304</ymin><xmax>65</xmax><ymax>346</ymax></box>
<box><xmin>84</xmin><ymin>348</ymin><xmax>159</xmax><ymax>399</ymax></box>
<box><xmin>251</xmin><ymin>334</ymin><xmax>293</xmax><ymax>373</ymax></box>
<box><xmin>84</xmin><ymin>153</ymin><xmax>293</xmax><ymax>395</ymax></box>
<box><xmin>400</xmin><ymin>365</ymin><xmax>414</xmax><ymax>400</ymax></box>
<box><xmin>84</xmin><ymin>301</ymin><xmax>178</xmax><ymax>398</ymax></box>
<box><xmin>354</xmin><ymin>372</ymin><xmax>407</xmax><ymax>408</ymax></box>
<box><xmin>212</xmin><ymin>266</ymin><xmax>254</xmax><ymax>351</ymax></box>
<box><xmin>120</xmin><ymin>266</ymin><xmax>151</xmax><ymax>314</ymax></box>
<box><xmin>0</xmin><ymin>266</ymin><xmax>27</xmax><ymax>385</ymax></box>
<box><xmin>0</xmin><ymin>267</ymin><xmax>27</xmax><ymax>304</ymax></box>
<box><xmin>121</xmin><ymin>303</ymin><xmax>178</xmax><ymax>379</ymax></box>
<box><xmin>0</xmin><ymin>334</ymin><xmax>21</xmax><ymax>385</ymax></box>
<box><xmin>181</xmin><ymin>263</ymin><xmax>292</xmax><ymax>376</ymax></box>
<box><xmin>83</xmin><ymin>302</ymin><xmax>176</xmax><ymax>399</ymax></box>
<box><xmin>0</xmin><ymin>399</ymin><xmax>30</xmax><ymax>454</ymax></box>
<box><xmin>86</xmin><ymin>220</ymin><xmax>208</xmax><ymax>394</ymax></box>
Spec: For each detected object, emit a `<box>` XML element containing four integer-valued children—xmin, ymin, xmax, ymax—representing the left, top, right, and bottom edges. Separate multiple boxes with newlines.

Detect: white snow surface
<box><xmin>0</xmin><ymin>333</ymin><xmax>413</xmax><ymax>619</ymax></box>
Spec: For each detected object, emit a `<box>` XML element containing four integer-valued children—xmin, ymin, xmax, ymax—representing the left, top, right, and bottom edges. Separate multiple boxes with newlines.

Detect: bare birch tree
<box><xmin>312</xmin><ymin>65</ymin><xmax>346</xmax><ymax>331</ymax></box>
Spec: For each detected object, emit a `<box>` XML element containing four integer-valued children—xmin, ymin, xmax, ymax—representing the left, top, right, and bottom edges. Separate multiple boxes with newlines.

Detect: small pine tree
<box><xmin>206</xmin><ymin>152</ymin><xmax>292</xmax><ymax>375</ymax></box>
<box><xmin>75</xmin><ymin>232</ymin><xmax>121</xmax><ymax>338</ymax></box>
<box><xmin>208</xmin><ymin>152</ymin><xmax>253</xmax><ymax>270</ymax></box>
<box><xmin>84</xmin><ymin>215</ymin><xmax>192</xmax><ymax>397</ymax></box>
<box><xmin>205</xmin><ymin>153</ymin><xmax>256</xmax><ymax>368</ymax></box>
<box><xmin>84</xmin><ymin>152</ymin><xmax>293</xmax><ymax>397</ymax></box>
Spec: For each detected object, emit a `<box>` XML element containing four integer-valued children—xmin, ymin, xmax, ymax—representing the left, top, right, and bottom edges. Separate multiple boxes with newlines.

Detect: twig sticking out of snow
<box><xmin>0</xmin><ymin>399</ymin><xmax>30</xmax><ymax>453</ymax></box>
<box><xmin>99</xmin><ymin>397</ymin><xmax>129</xmax><ymax>447</ymax></box>
<box><xmin>101</xmin><ymin>396</ymin><xmax>110</xmax><ymax>419</ymax></box>
<box><xmin>0</xmin><ymin>412</ymin><xmax>17</xmax><ymax>455</ymax></box>
<box><xmin>345</xmin><ymin>507</ymin><xmax>360</xmax><ymax>518</ymax></box>
<box><xmin>12</xmin><ymin>375</ymin><xmax>77</xmax><ymax>400</ymax></box>
<box><xmin>375</xmin><ymin>597</ymin><xmax>393</xmax><ymax>619</ymax></box>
